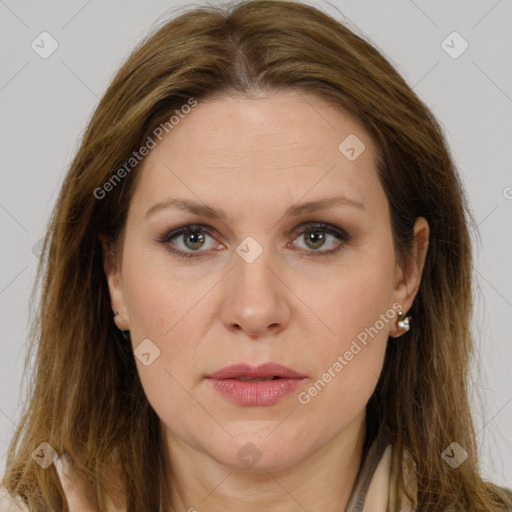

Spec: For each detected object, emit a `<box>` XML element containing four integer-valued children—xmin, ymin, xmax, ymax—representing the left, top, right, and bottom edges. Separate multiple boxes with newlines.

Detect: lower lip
<box><xmin>207</xmin><ymin>378</ymin><xmax>304</xmax><ymax>406</ymax></box>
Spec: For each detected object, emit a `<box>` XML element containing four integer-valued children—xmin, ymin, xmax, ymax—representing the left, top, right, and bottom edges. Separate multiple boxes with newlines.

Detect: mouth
<box><xmin>205</xmin><ymin>363</ymin><xmax>306</xmax><ymax>406</ymax></box>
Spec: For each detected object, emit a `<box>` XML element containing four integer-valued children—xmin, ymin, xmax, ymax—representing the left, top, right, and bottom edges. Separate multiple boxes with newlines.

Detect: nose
<box><xmin>221</xmin><ymin>243</ymin><xmax>291</xmax><ymax>339</ymax></box>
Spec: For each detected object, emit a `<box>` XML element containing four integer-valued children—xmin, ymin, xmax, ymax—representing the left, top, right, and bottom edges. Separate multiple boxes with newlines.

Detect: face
<box><xmin>102</xmin><ymin>89</ymin><xmax>428</xmax><ymax>473</ymax></box>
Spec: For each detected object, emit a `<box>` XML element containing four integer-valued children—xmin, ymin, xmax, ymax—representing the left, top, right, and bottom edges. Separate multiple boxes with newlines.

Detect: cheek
<box><xmin>120</xmin><ymin>252</ymin><xmax>207</xmax><ymax>428</ymax></box>
<box><xmin>121</xmin><ymin>238</ymin><xmax>200</xmax><ymax>339</ymax></box>
<box><xmin>120</xmin><ymin>243</ymin><xmax>216</xmax><ymax>389</ymax></box>
<box><xmin>294</xmin><ymin>244</ymin><xmax>395</xmax><ymax>412</ymax></box>
<box><xmin>125</xmin><ymin>271</ymin><xmax>177</xmax><ymax>336</ymax></box>
<box><xmin>298</xmin><ymin>240</ymin><xmax>396</xmax><ymax>351</ymax></box>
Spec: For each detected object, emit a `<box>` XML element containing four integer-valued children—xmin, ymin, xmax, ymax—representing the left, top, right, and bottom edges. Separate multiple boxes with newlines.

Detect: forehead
<box><xmin>129</xmin><ymin>90</ymin><xmax>386</xmax><ymax>220</ymax></box>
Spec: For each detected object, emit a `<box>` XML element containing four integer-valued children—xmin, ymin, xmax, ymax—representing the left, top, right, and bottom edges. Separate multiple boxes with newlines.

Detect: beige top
<box><xmin>0</xmin><ymin>437</ymin><xmax>417</xmax><ymax>511</ymax></box>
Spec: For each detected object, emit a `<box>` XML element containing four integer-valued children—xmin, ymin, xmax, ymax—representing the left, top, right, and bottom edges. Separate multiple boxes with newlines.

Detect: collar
<box><xmin>346</xmin><ymin>436</ymin><xmax>418</xmax><ymax>511</ymax></box>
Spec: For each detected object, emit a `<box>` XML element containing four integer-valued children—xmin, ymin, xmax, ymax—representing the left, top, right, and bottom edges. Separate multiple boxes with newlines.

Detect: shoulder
<box><xmin>0</xmin><ymin>486</ymin><xmax>29</xmax><ymax>512</ymax></box>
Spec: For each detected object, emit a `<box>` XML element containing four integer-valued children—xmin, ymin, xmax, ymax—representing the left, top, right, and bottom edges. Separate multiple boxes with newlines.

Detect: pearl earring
<box><xmin>112</xmin><ymin>311</ymin><xmax>130</xmax><ymax>341</ymax></box>
<box><xmin>397</xmin><ymin>310</ymin><xmax>411</xmax><ymax>333</ymax></box>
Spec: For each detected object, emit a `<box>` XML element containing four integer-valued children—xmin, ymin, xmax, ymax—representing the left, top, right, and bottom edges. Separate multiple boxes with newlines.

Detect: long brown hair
<box><xmin>3</xmin><ymin>1</ymin><xmax>511</xmax><ymax>510</ymax></box>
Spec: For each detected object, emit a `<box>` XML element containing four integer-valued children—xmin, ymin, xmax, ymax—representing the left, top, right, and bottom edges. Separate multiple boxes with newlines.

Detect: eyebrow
<box><xmin>145</xmin><ymin>195</ymin><xmax>365</xmax><ymax>221</ymax></box>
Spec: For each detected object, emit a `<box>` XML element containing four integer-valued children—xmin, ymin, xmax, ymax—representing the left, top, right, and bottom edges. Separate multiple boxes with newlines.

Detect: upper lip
<box><xmin>206</xmin><ymin>363</ymin><xmax>305</xmax><ymax>380</ymax></box>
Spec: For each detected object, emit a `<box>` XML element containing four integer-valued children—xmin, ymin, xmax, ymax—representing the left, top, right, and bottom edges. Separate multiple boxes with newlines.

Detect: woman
<box><xmin>1</xmin><ymin>0</ymin><xmax>511</xmax><ymax>510</ymax></box>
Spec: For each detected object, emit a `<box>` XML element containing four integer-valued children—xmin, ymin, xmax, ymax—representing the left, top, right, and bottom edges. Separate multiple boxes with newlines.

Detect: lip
<box><xmin>206</xmin><ymin>363</ymin><xmax>306</xmax><ymax>406</ymax></box>
<box><xmin>206</xmin><ymin>363</ymin><xmax>306</xmax><ymax>380</ymax></box>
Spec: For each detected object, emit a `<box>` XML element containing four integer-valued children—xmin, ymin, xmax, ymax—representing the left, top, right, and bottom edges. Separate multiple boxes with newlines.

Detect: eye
<box><xmin>290</xmin><ymin>222</ymin><xmax>349</xmax><ymax>257</ymax></box>
<box><xmin>157</xmin><ymin>224</ymin><xmax>220</xmax><ymax>259</ymax></box>
<box><xmin>156</xmin><ymin>222</ymin><xmax>350</xmax><ymax>259</ymax></box>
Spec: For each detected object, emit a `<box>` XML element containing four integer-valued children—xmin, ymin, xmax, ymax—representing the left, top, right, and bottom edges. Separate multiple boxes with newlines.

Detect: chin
<box><xmin>206</xmin><ymin>430</ymin><xmax>311</xmax><ymax>473</ymax></box>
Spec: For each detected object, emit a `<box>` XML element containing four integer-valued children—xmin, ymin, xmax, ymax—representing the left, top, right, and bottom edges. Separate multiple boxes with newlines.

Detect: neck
<box><xmin>162</xmin><ymin>413</ymin><xmax>367</xmax><ymax>512</ymax></box>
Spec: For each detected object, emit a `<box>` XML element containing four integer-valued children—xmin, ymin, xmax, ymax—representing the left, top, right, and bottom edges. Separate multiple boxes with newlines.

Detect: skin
<box><xmin>101</xmin><ymin>89</ymin><xmax>429</xmax><ymax>512</ymax></box>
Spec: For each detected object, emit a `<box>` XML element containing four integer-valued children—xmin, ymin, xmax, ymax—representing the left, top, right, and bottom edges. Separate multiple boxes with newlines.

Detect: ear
<box><xmin>389</xmin><ymin>217</ymin><xmax>429</xmax><ymax>338</ymax></box>
<box><xmin>99</xmin><ymin>234</ymin><xmax>130</xmax><ymax>331</ymax></box>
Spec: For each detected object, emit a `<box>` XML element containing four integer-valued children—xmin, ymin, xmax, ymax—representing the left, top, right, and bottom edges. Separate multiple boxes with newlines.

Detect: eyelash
<box><xmin>156</xmin><ymin>222</ymin><xmax>350</xmax><ymax>260</ymax></box>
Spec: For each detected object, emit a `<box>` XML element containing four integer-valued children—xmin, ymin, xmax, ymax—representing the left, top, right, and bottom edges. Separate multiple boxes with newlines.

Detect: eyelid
<box><xmin>157</xmin><ymin>223</ymin><xmax>216</xmax><ymax>244</ymax></box>
<box><xmin>290</xmin><ymin>221</ymin><xmax>348</xmax><ymax>239</ymax></box>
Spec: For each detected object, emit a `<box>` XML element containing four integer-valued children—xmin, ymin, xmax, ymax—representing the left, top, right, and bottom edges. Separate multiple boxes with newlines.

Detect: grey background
<box><xmin>1</xmin><ymin>0</ymin><xmax>511</xmax><ymax>488</ymax></box>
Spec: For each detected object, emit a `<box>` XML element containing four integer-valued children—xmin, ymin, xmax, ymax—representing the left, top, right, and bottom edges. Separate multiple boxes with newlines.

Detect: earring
<box><xmin>397</xmin><ymin>310</ymin><xmax>411</xmax><ymax>333</ymax></box>
<box><xmin>112</xmin><ymin>311</ymin><xmax>130</xmax><ymax>341</ymax></box>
